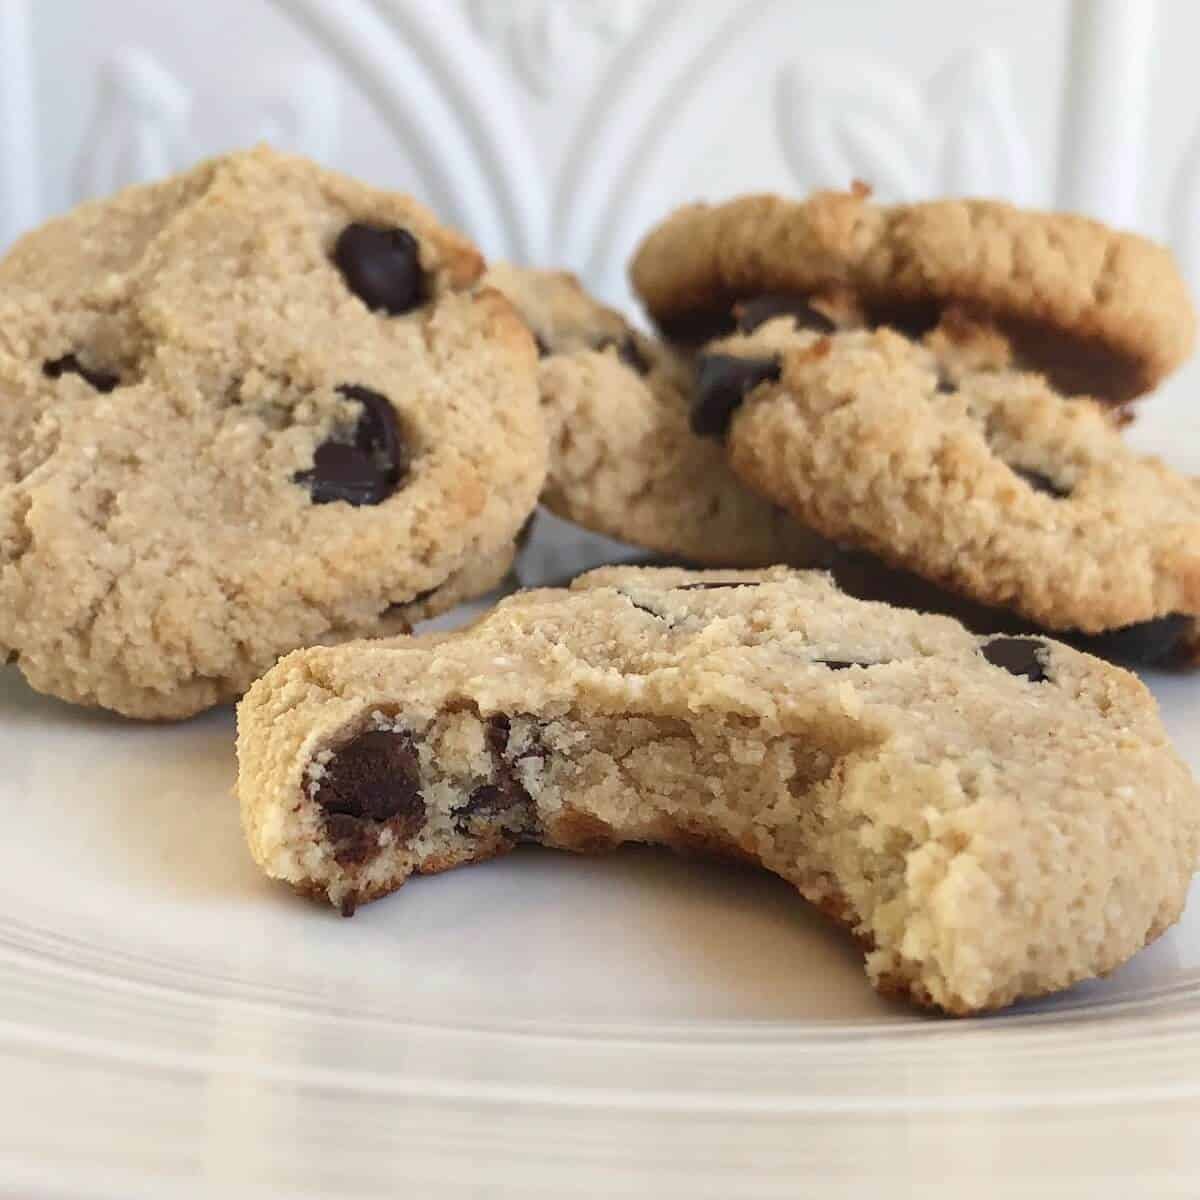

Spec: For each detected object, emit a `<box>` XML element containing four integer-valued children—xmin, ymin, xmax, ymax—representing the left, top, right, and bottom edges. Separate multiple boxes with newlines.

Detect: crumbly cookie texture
<box><xmin>707</xmin><ymin>316</ymin><xmax>1200</xmax><ymax>657</ymax></box>
<box><xmin>0</xmin><ymin>146</ymin><xmax>545</xmax><ymax>718</ymax></box>
<box><xmin>236</xmin><ymin>566</ymin><xmax>1200</xmax><ymax>1015</ymax></box>
<box><xmin>629</xmin><ymin>189</ymin><xmax>1196</xmax><ymax>403</ymax></box>
<box><xmin>483</xmin><ymin>263</ymin><xmax>822</xmax><ymax>567</ymax></box>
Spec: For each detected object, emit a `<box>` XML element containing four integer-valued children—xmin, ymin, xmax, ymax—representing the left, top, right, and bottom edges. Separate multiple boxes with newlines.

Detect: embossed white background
<box><xmin>4</xmin><ymin>0</ymin><xmax>1200</xmax><ymax>447</ymax></box>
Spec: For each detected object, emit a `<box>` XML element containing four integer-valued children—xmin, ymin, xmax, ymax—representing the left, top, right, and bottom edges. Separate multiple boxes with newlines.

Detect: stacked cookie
<box><xmin>497</xmin><ymin>186</ymin><xmax>1200</xmax><ymax>667</ymax></box>
<box><xmin>0</xmin><ymin>148</ymin><xmax>544</xmax><ymax>717</ymax></box>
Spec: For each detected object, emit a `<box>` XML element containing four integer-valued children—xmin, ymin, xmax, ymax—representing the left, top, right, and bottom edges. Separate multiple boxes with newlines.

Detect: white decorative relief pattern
<box><xmin>776</xmin><ymin>49</ymin><xmax>1033</xmax><ymax>203</ymax></box>
<box><xmin>0</xmin><ymin>0</ymin><xmax>1183</xmax><ymax>303</ymax></box>
<box><xmin>467</xmin><ymin>0</ymin><xmax>643</xmax><ymax>97</ymax></box>
<box><xmin>72</xmin><ymin>47</ymin><xmax>339</xmax><ymax>204</ymax></box>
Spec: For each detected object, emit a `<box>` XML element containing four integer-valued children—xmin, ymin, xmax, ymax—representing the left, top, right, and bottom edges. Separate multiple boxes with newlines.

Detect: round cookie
<box><xmin>697</xmin><ymin>312</ymin><xmax>1200</xmax><ymax>663</ymax></box>
<box><xmin>483</xmin><ymin>263</ymin><xmax>822</xmax><ymax>567</ymax></box>
<box><xmin>237</xmin><ymin>565</ymin><xmax>1200</xmax><ymax>1014</ymax></box>
<box><xmin>0</xmin><ymin>147</ymin><xmax>544</xmax><ymax>718</ymax></box>
<box><xmin>629</xmin><ymin>187</ymin><xmax>1196</xmax><ymax>404</ymax></box>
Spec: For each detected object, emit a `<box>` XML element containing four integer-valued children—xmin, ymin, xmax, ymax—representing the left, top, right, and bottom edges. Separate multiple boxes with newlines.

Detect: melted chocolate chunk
<box><xmin>735</xmin><ymin>293</ymin><xmax>837</xmax><ymax>335</ymax></box>
<box><xmin>295</xmin><ymin>384</ymin><xmax>406</xmax><ymax>506</ymax></box>
<box><xmin>42</xmin><ymin>354</ymin><xmax>119</xmax><ymax>393</ymax></box>
<box><xmin>455</xmin><ymin>782</ymin><xmax>517</xmax><ymax>821</ymax></box>
<box><xmin>333</xmin><ymin>223</ymin><xmax>425</xmax><ymax>314</ymax></box>
<box><xmin>484</xmin><ymin>713</ymin><xmax>511</xmax><ymax>758</ymax></box>
<box><xmin>982</xmin><ymin>637</ymin><xmax>1049</xmax><ymax>682</ymax></box>
<box><xmin>318</xmin><ymin>730</ymin><xmax>424</xmax><ymax>823</ymax></box>
<box><xmin>692</xmin><ymin>354</ymin><xmax>782</xmax><ymax>438</ymax></box>
<box><xmin>451</xmin><ymin>713</ymin><xmax>540</xmax><ymax>836</ymax></box>
<box><xmin>316</xmin><ymin>730</ymin><xmax>426</xmax><ymax>865</ymax></box>
<box><xmin>534</xmin><ymin>332</ymin><xmax>552</xmax><ymax>358</ymax></box>
<box><xmin>1012</xmin><ymin>465</ymin><xmax>1071</xmax><ymax>498</ymax></box>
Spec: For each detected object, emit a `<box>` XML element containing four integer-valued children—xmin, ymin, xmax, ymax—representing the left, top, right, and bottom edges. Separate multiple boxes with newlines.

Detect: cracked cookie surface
<box><xmin>630</xmin><ymin>188</ymin><xmax>1196</xmax><ymax>404</ymax></box>
<box><xmin>709</xmin><ymin>316</ymin><xmax>1200</xmax><ymax>662</ymax></box>
<box><xmin>484</xmin><ymin>263</ymin><xmax>821</xmax><ymax>567</ymax></box>
<box><xmin>236</xmin><ymin>565</ymin><xmax>1200</xmax><ymax>1014</ymax></box>
<box><xmin>0</xmin><ymin>147</ymin><xmax>544</xmax><ymax>717</ymax></box>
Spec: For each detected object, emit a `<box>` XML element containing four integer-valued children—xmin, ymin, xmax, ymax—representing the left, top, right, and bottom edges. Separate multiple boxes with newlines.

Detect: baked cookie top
<box><xmin>238</xmin><ymin>565</ymin><xmax>1200</xmax><ymax>1013</ymax></box>
<box><xmin>484</xmin><ymin>263</ymin><xmax>822</xmax><ymax>567</ymax></box>
<box><xmin>702</xmin><ymin>313</ymin><xmax>1200</xmax><ymax>641</ymax></box>
<box><xmin>629</xmin><ymin>188</ymin><xmax>1196</xmax><ymax>403</ymax></box>
<box><xmin>0</xmin><ymin>146</ymin><xmax>544</xmax><ymax>718</ymax></box>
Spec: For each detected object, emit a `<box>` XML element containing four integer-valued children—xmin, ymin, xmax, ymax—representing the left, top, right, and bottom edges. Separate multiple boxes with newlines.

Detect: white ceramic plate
<box><xmin>3</xmin><ymin>515</ymin><xmax>1200</xmax><ymax>1194</ymax></box>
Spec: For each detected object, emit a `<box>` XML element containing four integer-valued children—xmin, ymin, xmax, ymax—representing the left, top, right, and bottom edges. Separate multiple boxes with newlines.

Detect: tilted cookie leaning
<box><xmin>236</xmin><ymin>566</ymin><xmax>1200</xmax><ymax>1015</ymax></box>
<box><xmin>484</xmin><ymin>263</ymin><xmax>822</xmax><ymax>567</ymax></box>
<box><xmin>0</xmin><ymin>147</ymin><xmax>544</xmax><ymax>717</ymax></box>
<box><xmin>630</xmin><ymin>186</ymin><xmax>1196</xmax><ymax>405</ymax></box>
<box><xmin>701</xmin><ymin>311</ymin><xmax>1200</xmax><ymax>665</ymax></box>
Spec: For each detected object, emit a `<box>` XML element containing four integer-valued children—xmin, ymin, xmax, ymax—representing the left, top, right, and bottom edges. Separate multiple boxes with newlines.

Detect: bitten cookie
<box><xmin>484</xmin><ymin>263</ymin><xmax>822</xmax><ymax>567</ymax></box>
<box><xmin>0</xmin><ymin>147</ymin><xmax>544</xmax><ymax>718</ymax></box>
<box><xmin>630</xmin><ymin>187</ymin><xmax>1196</xmax><ymax>404</ymax></box>
<box><xmin>237</xmin><ymin>566</ymin><xmax>1200</xmax><ymax>1015</ymax></box>
<box><xmin>704</xmin><ymin>314</ymin><xmax>1200</xmax><ymax>664</ymax></box>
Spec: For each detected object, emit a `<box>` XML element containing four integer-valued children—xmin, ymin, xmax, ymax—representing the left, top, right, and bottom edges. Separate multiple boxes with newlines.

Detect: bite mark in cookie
<box><xmin>237</xmin><ymin>566</ymin><xmax>1200</xmax><ymax>1015</ymax></box>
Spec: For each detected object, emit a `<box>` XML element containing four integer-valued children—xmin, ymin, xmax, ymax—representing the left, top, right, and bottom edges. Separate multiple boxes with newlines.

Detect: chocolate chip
<box><xmin>534</xmin><ymin>333</ymin><xmax>552</xmax><ymax>358</ymax></box>
<box><xmin>333</xmin><ymin>223</ymin><xmax>425</xmax><ymax>314</ymax></box>
<box><xmin>455</xmin><ymin>783</ymin><xmax>514</xmax><ymax>820</ymax></box>
<box><xmin>1067</xmin><ymin>614</ymin><xmax>1193</xmax><ymax>667</ymax></box>
<box><xmin>735</xmin><ymin>293</ymin><xmax>837</xmax><ymax>335</ymax></box>
<box><xmin>295</xmin><ymin>443</ymin><xmax>391</xmax><ymax>506</ymax></box>
<box><xmin>982</xmin><ymin>637</ymin><xmax>1048</xmax><ymax>682</ymax></box>
<box><xmin>317</xmin><ymin>730</ymin><xmax>425</xmax><ymax>825</ymax></box>
<box><xmin>43</xmin><ymin>354</ymin><xmax>119</xmax><ymax>393</ymax></box>
<box><xmin>623</xmin><ymin>595</ymin><xmax>669</xmax><ymax>620</ymax></box>
<box><xmin>342</xmin><ymin>384</ymin><xmax>402</xmax><ymax>469</ymax></box>
<box><xmin>935</xmin><ymin>371</ymin><xmax>958</xmax><ymax>394</ymax></box>
<box><xmin>484</xmin><ymin>713</ymin><xmax>511</xmax><ymax>758</ymax></box>
<box><xmin>692</xmin><ymin>354</ymin><xmax>781</xmax><ymax>438</ymax></box>
<box><xmin>295</xmin><ymin>384</ymin><xmax>406</xmax><ymax>506</ymax></box>
<box><xmin>674</xmin><ymin>582</ymin><xmax>758</xmax><ymax>590</ymax></box>
<box><xmin>1012</xmin><ymin>466</ymin><xmax>1070</xmax><ymax>498</ymax></box>
<box><xmin>589</xmin><ymin>333</ymin><xmax>650</xmax><ymax>375</ymax></box>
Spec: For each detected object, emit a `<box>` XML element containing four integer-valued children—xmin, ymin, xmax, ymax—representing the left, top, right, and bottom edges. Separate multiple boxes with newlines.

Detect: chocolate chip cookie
<box><xmin>630</xmin><ymin>187</ymin><xmax>1196</xmax><ymax>404</ymax></box>
<box><xmin>484</xmin><ymin>263</ymin><xmax>822</xmax><ymax>567</ymax></box>
<box><xmin>705</xmin><ymin>312</ymin><xmax>1200</xmax><ymax>664</ymax></box>
<box><xmin>0</xmin><ymin>147</ymin><xmax>544</xmax><ymax>718</ymax></box>
<box><xmin>237</xmin><ymin>565</ymin><xmax>1200</xmax><ymax>1015</ymax></box>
